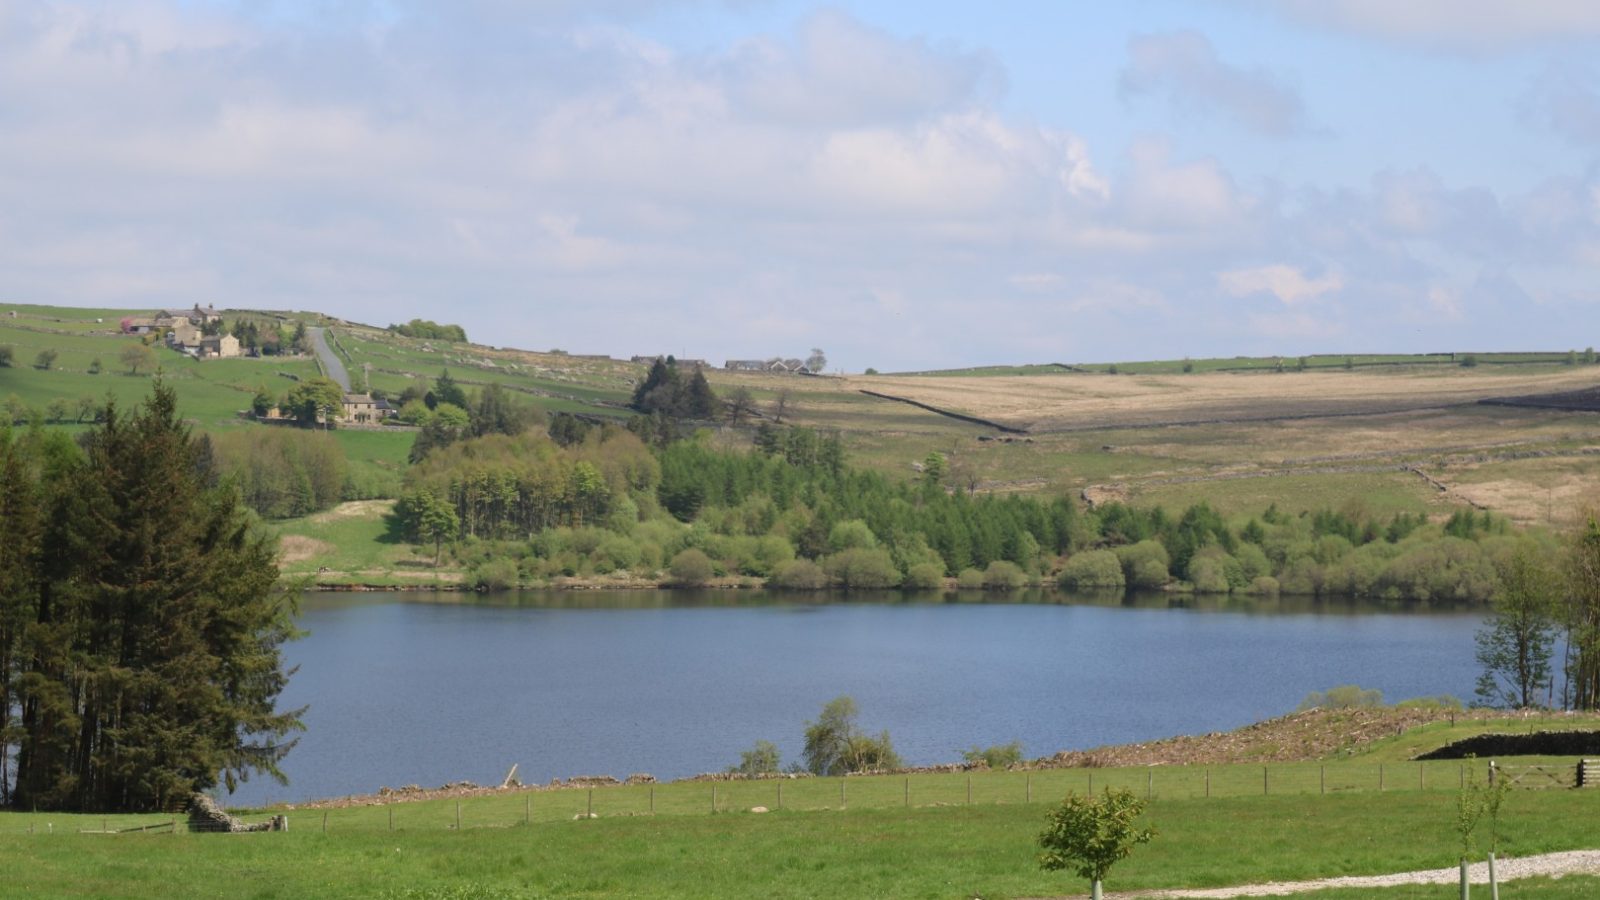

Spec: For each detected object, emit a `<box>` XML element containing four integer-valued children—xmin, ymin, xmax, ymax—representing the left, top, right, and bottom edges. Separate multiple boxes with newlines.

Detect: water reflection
<box><xmin>303</xmin><ymin>586</ymin><xmax>1478</xmax><ymax>616</ymax></box>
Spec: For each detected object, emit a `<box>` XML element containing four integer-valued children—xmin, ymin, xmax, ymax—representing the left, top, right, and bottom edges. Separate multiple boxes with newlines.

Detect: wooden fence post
<box><xmin>841</xmin><ymin>779</ymin><xmax>846</xmax><ymax>809</ymax></box>
<box><xmin>966</xmin><ymin>775</ymin><xmax>972</xmax><ymax>805</ymax></box>
<box><xmin>587</xmin><ymin>789</ymin><xmax>593</xmax><ymax>819</ymax></box>
<box><xmin>322</xmin><ymin>811</ymin><xmax>328</xmax><ymax>834</ymax></box>
<box><xmin>1026</xmin><ymin>773</ymin><xmax>1032</xmax><ymax>803</ymax></box>
<box><xmin>775</xmin><ymin>782</ymin><xmax>780</xmax><ymax>811</ymax></box>
<box><xmin>650</xmin><ymin>785</ymin><xmax>656</xmax><ymax>814</ymax></box>
<box><xmin>1088</xmin><ymin>771</ymin><xmax>1093</xmax><ymax>794</ymax></box>
<box><xmin>524</xmin><ymin>795</ymin><xmax>530</xmax><ymax>826</ymax></box>
<box><xmin>455</xmin><ymin>801</ymin><xmax>461</xmax><ymax>831</ymax></box>
<box><xmin>1379</xmin><ymin>763</ymin><xmax>1385</xmax><ymax>792</ymax></box>
<box><xmin>1205</xmin><ymin>768</ymin><xmax>1210</xmax><ymax>799</ymax></box>
<box><xmin>1320</xmin><ymin>765</ymin><xmax>1325</xmax><ymax>795</ymax></box>
<box><xmin>1147</xmin><ymin>770</ymin><xmax>1153</xmax><ymax>800</ymax></box>
<box><xmin>1263</xmin><ymin>767</ymin><xmax>1268</xmax><ymax>796</ymax></box>
<box><xmin>904</xmin><ymin>777</ymin><xmax>910</xmax><ymax>808</ymax></box>
<box><xmin>711</xmin><ymin>784</ymin><xmax>717</xmax><ymax>814</ymax></box>
<box><xmin>389</xmin><ymin>806</ymin><xmax>394</xmax><ymax>831</ymax></box>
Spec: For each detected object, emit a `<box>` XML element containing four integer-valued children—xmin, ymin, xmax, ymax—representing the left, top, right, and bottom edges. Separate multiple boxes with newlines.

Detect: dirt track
<box><xmin>1086</xmin><ymin>850</ymin><xmax>1600</xmax><ymax>898</ymax></box>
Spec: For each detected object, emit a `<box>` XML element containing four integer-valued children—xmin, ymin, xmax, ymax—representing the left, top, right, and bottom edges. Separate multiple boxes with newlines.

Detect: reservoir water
<box><xmin>230</xmin><ymin>589</ymin><xmax>1485</xmax><ymax>808</ymax></box>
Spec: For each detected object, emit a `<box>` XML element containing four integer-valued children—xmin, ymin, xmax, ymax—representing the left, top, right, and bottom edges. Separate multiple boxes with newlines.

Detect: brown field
<box><xmin>711</xmin><ymin>369</ymin><xmax>1600</xmax><ymax>522</ymax></box>
<box><xmin>843</xmin><ymin>366</ymin><xmax>1600</xmax><ymax>432</ymax></box>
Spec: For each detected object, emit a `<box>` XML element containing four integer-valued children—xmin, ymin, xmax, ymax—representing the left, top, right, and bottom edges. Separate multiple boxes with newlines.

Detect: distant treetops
<box><xmin>388</xmin><ymin>319</ymin><xmax>468</xmax><ymax>342</ymax></box>
<box><xmin>630</xmin><ymin>356</ymin><xmax>719</xmax><ymax>422</ymax></box>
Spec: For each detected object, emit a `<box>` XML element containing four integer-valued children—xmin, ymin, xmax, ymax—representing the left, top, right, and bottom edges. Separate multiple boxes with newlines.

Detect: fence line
<box><xmin>2</xmin><ymin>758</ymin><xmax>1583</xmax><ymax>836</ymax></box>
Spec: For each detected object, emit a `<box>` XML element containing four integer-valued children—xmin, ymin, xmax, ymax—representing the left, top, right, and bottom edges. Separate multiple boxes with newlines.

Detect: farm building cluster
<box><xmin>120</xmin><ymin>305</ymin><xmax>241</xmax><ymax>359</ymax></box>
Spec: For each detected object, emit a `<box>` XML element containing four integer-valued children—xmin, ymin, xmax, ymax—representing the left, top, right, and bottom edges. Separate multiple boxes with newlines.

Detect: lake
<box><xmin>229</xmin><ymin>589</ymin><xmax>1486</xmax><ymax>808</ymax></box>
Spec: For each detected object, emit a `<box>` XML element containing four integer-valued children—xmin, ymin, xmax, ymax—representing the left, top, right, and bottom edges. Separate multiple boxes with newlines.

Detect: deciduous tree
<box><xmin>1039</xmin><ymin>788</ymin><xmax>1155</xmax><ymax>900</ymax></box>
<box><xmin>1564</xmin><ymin>515</ymin><xmax>1600</xmax><ymax>709</ymax></box>
<box><xmin>1476</xmin><ymin>543</ymin><xmax>1559</xmax><ymax>708</ymax></box>
<box><xmin>120</xmin><ymin>342</ymin><xmax>155</xmax><ymax>375</ymax></box>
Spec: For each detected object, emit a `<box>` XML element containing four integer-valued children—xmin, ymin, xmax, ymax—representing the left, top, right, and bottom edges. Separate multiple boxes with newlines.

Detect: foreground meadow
<box><xmin>4</xmin><ymin>787</ymin><xmax>1597</xmax><ymax>898</ymax></box>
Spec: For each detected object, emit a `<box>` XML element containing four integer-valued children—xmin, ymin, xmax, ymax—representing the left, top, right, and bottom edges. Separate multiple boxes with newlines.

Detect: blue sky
<box><xmin>4</xmin><ymin>1</ymin><xmax>1600</xmax><ymax>370</ymax></box>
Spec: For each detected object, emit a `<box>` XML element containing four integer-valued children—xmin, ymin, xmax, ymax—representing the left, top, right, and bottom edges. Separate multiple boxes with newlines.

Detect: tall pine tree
<box><xmin>7</xmin><ymin>382</ymin><xmax>302</xmax><ymax>811</ymax></box>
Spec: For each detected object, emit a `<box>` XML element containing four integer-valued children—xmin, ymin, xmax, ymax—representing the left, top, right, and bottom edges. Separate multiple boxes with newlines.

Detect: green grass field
<box><xmin>3</xmin><ymin>770</ymin><xmax>1597</xmax><ymax>898</ymax></box>
<box><xmin>5</xmin><ymin>712</ymin><xmax>1599</xmax><ymax>897</ymax></box>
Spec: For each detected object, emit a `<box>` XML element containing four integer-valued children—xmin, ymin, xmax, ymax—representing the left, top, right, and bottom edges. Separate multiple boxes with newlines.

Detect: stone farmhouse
<box><xmin>341</xmin><ymin>392</ymin><xmax>398</xmax><ymax>424</ymax></box>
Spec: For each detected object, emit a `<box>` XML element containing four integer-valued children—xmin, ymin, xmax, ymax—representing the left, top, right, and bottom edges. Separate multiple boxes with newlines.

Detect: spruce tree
<box><xmin>0</xmin><ymin>427</ymin><xmax>44</xmax><ymax>806</ymax></box>
<box><xmin>10</xmin><ymin>382</ymin><xmax>301</xmax><ymax>811</ymax></box>
<box><xmin>683</xmin><ymin>368</ymin><xmax>719</xmax><ymax>419</ymax></box>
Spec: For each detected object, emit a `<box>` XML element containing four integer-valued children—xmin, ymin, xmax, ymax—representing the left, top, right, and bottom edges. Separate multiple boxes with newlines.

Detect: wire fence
<box><xmin>4</xmin><ymin>757</ymin><xmax>1587</xmax><ymax>836</ymax></box>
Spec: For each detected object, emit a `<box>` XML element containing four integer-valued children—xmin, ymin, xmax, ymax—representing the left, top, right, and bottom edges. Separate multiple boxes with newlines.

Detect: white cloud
<box><xmin>1120</xmin><ymin>30</ymin><xmax>1305</xmax><ymax>136</ymax></box>
<box><xmin>1236</xmin><ymin>0</ymin><xmax>1600</xmax><ymax>50</ymax></box>
<box><xmin>1218</xmin><ymin>264</ymin><xmax>1343</xmax><ymax>305</ymax></box>
<box><xmin>0</xmin><ymin>1</ymin><xmax>1597</xmax><ymax>369</ymax></box>
<box><xmin>724</xmin><ymin>10</ymin><xmax>1000</xmax><ymax>127</ymax></box>
<box><xmin>1118</xmin><ymin>139</ymin><xmax>1251</xmax><ymax>232</ymax></box>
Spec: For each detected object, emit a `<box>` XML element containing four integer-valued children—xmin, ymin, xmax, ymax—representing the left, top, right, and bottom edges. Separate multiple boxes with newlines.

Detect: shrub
<box><xmin>596</xmin><ymin>535</ymin><xmax>642</xmax><ymax>571</ymax></box>
<box><xmin>744</xmin><ymin>534</ymin><xmax>795</xmax><ymax>577</ymax></box>
<box><xmin>1116</xmin><ymin>540</ymin><xmax>1170</xmax><ymax>589</ymax></box>
<box><xmin>828</xmin><ymin>519</ymin><xmax>879</xmax><ymax>552</ymax></box>
<box><xmin>1246</xmin><ymin>575</ymin><xmax>1280</xmax><ymax>595</ymax></box>
<box><xmin>769</xmin><ymin>558</ymin><xmax>828</xmax><ymax>590</ymax></box>
<box><xmin>963</xmin><ymin>741</ymin><xmax>1023</xmax><ymax>769</ymax></box>
<box><xmin>1296</xmin><ymin>684</ymin><xmax>1383</xmax><ymax>712</ymax></box>
<box><xmin>470</xmin><ymin>558</ymin><xmax>519</xmax><ymax>591</ymax></box>
<box><xmin>956</xmin><ymin>568</ymin><xmax>985</xmax><ymax>589</ymax></box>
<box><xmin>1279</xmin><ymin>558</ymin><xmax>1325</xmax><ymax>596</ymax></box>
<box><xmin>88</xmin><ymin>357</ymin><xmax>102</xmax><ymax>375</ymax></box>
<box><xmin>1234</xmin><ymin>542</ymin><xmax>1272</xmax><ymax>581</ymax></box>
<box><xmin>667</xmin><ymin>548</ymin><xmax>715</xmax><ymax>586</ymax></box>
<box><xmin>1059</xmin><ymin>550</ymin><xmax>1126</xmax><ymax>590</ymax></box>
<box><xmin>902</xmin><ymin>562</ymin><xmax>946</xmax><ymax>590</ymax></box>
<box><xmin>568</xmin><ymin>526</ymin><xmax>607</xmax><ymax>556</ymax></box>
<box><xmin>1186</xmin><ymin>554</ymin><xmax>1232</xmax><ymax>593</ymax></box>
<box><xmin>0</xmin><ymin>344</ymin><xmax>12</xmax><ymax>367</ymax></box>
<box><xmin>1186</xmin><ymin>547</ymin><xmax>1243</xmax><ymax>593</ymax></box>
<box><xmin>727</xmin><ymin>740</ymin><xmax>782</xmax><ymax>776</ymax></box>
<box><xmin>842</xmin><ymin>732</ymin><xmax>901</xmax><ymax>773</ymax></box>
<box><xmin>983</xmin><ymin>560</ymin><xmax>1028</xmax><ymax>590</ymax></box>
<box><xmin>1378</xmin><ymin>537</ymin><xmax>1497</xmax><ymax>603</ymax></box>
<box><xmin>803</xmin><ymin>696</ymin><xmax>901</xmax><ymax>775</ymax></box>
<box><xmin>823</xmin><ymin>547</ymin><xmax>901</xmax><ymax>589</ymax></box>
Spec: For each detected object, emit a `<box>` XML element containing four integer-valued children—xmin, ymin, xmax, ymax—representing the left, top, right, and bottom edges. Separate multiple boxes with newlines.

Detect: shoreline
<box><xmin>264</xmin><ymin>707</ymin><xmax>1588</xmax><ymax>811</ymax></box>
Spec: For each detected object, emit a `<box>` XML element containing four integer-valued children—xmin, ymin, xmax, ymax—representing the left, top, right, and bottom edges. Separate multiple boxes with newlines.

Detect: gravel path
<box><xmin>1094</xmin><ymin>850</ymin><xmax>1600</xmax><ymax>898</ymax></box>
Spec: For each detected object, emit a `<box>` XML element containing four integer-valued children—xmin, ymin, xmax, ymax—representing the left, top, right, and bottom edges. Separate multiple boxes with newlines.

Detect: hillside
<box><xmin>6</xmin><ymin>301</ymin><xmax>1600</xmax><ymax>564</ymax></box>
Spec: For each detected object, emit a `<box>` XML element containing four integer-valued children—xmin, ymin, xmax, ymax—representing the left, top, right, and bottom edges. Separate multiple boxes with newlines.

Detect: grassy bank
<box><xmin>4</xmin><ymin>786</ymin><xmax>1597</xmax><ymax>898</ymax></box>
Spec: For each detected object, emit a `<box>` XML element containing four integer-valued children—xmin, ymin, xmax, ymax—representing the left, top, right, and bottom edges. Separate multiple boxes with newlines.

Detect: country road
<box><xmin>308</xmin><ymin>326</ymin><xmax>350</xmax><ymax>391</ymax></box>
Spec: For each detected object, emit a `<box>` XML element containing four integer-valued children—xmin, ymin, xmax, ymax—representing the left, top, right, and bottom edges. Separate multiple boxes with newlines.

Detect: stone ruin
<box><xmin>187</xmin><ymin>793</ymin><xmax>286</xmax><ymax>833</ymax></box>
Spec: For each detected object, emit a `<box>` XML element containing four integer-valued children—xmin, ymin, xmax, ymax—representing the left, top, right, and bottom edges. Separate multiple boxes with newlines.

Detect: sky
<box><xmin>3</xmin><ymin>1</ymin><xmax>1600</xmax><ymax>371</ymax></box>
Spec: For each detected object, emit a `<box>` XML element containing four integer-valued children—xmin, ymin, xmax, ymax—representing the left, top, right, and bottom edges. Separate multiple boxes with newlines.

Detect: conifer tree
<box><xmin>7</xmin><ymin>382</ymin><xmax>301</xmax><ymax>811</ymax></box>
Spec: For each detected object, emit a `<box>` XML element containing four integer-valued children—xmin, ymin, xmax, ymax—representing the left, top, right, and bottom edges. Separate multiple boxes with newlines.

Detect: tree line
<box><xmin>0</xmin><ymin>383</ymin><xmax>300</xmax><ymax>811</ymax></box>
<box><xmin>387</xmin><ymin>319</ymin><xmax>468</xmax><ymax>342</ymax></box>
